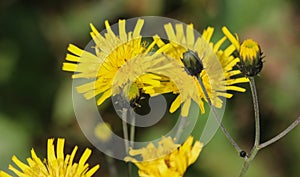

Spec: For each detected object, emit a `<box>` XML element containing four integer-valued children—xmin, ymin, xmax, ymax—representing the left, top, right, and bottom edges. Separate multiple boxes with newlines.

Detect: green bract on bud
<box><xmin>238</xmin><ymin>39</ymin><xmax>263</xmax><ymax>77</ymax></box>
<box><xmin>181</xmin><ymin>50</ymin><xmax>203</xmax><ymax>76</ymax></box>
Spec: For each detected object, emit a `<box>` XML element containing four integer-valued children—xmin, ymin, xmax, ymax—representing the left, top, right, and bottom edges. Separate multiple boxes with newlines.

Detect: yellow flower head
<box><xmin>111</xmin><ymin>49</ymin><xmax>202</xmax><ymax>112</ymax></box>
<box><xmin>62</xmin><ymin>19</ymin><xmax>161</xmax><ymax>106</ymax></box>
<box><xmin>124</xmin><ymin>136</ymin><xmax>203</xmax><ymax>177</ymax></box>
<box><xmin>94</xmin><ymin>122</ymin><xmax>112</xmax><ymax>142</ymax></box>
<box><xmin>222</xmin><ymin>27</ymin><xmax>264</xmax><ymax>77</ymax></box>
<box><xmin>154</xmin><ymin>23</ymin><xmax>249</xmax><ymax>117</ymax></box>
<box><xmin>0</xmin><ymin>138</ymin><xmax>99</xmax><ymax>177</ymax></box>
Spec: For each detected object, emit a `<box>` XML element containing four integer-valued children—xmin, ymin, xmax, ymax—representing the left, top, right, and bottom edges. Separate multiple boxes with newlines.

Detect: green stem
<box><xmin>122</xmin><ymin>108</ymin><xmax>129</xmax><ymax>154</ymax></box>
<box><xmin>129</xmin><ymin>108</ymin><xmax>136</xmax><ymax>148</ymax></box>
<box><xmin>259</xmin><ymin>116</ymin><xmax>300</xmax><ymax>150</ymax></box>
<box><xmin>250</xmin><ymin>78</ymin><xmax>260</xmax><ymax>147</ymax></box>
<box><xmin>239</xmin><ymin>147</ymin><xmax>259</xmax><ymax>177</ymax></box>
<box><xmin>122</xmin><ymin>108</ymin><xmax>131</xmax><ymax>176</ymax></box>
<box><xmin>128</xmin><ymin>108</ymin><xmax>136</xmax><ymax>177</ymax></box>
<box><xmin>239</xmin><ymin>77</ymin><xmax>260</xmax><ymax>177</ymax></box>
<box><xmin>106</xmin><ymin>151</ymin><xmax>118</xmax><ymax>177</ymax></box>
<box><xmin>197</xmin><ymin>76</ymin><xmax>242</xmax><ymax>153</ymax></box>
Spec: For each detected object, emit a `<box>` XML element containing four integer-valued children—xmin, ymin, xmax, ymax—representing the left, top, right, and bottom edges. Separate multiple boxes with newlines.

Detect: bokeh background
<box><xmin>0</xmin><ymin>0</ymin><xmax>300</xmax><ymax>176</ymax></box>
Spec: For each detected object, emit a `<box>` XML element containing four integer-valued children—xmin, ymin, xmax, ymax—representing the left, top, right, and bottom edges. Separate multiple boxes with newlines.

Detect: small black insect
<box><xmin>240</xmin><ymin>150</ymin><xmax>247</xmax><ymax>158</ymax></box>
<box><xmin>181</xmin><ymin>50</ymin><xmax>203</xmax><ymax>76</ymax></box>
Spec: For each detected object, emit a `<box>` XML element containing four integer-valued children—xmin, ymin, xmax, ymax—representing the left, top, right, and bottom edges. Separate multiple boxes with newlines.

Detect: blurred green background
<box><xmin>0</xmin><ymin>0</ymin><xmax>300</xmax><ymax>176</ymax></box>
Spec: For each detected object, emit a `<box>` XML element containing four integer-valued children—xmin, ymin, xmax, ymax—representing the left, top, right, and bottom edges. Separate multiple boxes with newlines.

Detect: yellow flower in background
<box><xmin>124</xmin><ymin>136</ymin><xmax>203</xmax><ymax>177</ymax></box>
<box><xmin>222</xmin><ymin>27</ymin><xmax>264</xmax><ymax>77</ymax></box>
<box><xmin>94</xmin><ymin>122</ymin><xmax>112</xmax><ymax>142</ymax></box>
<box><xmin>154</xmin><ymin>23</ymin><xmax>249</xmax><ymax>116</ymax></box>
<box><xmin>62</xmin><ymin>19</ymin><xmax>161</xmax><ymax>106</ymax></box>
<box><xmin>0</xmin><ymin>138</ymin><xmax>99</xmax><ymax>177</ymax></box>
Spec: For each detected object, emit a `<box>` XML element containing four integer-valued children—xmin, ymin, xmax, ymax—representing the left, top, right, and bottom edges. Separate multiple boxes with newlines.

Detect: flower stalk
<box><xmin>129</xmin><ymin>108</ymin><xmax>136</xmax><ymax>148</ymax></box>
<box><xmin>239</xmin><ymin>77</ymin><xmax>300</xmax><ymax>177</ymax></box>
<box><xmin>239</xmin><ymin>77</ymin><xmax>260</xmax><ymax>177</ymax></box>
<box><xmin>258</xmin><ymin>116</ymin><xmax>300</xmax><ymax>149</ymax></box>
<box><xmin>122</xmin><ymin>108</ymin><xmax>130</xmax><ymax>154</ymax></box>
<box><xmin>197</xmin><ymin>75</ymin><xmax>242</xmax><ymax>154</ymax></box>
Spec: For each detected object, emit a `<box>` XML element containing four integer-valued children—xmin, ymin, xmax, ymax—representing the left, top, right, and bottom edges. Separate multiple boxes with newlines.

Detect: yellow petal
<box><xmin>202</xmin><ymin>27</ymin><xmax>214</xmax><ymax>42</ymax></box>
<box><xmin>226</xmin><ymin>77</ymin><xmax>249</xmax><ymax>85</ymax></box>
<box><xmin>7</xmin><ymin>165</ymin><xmax>27</xmax><ymax>177</ymax></box>
<box><xmin>164</xmin><ymin>23</ymin><xmax>177</xmax><ymax>43</ymax></box>
<box><xmin>224</xmin><ymin>44</ymin><xmax>236</xmax><ymax>56</ymax></box>
<box><xmin>65</xmin><ymin>53</ymin><xmax>80</xmax><ymax>62</ymax></box>
<box><xmin>226</xmin><ymin>86</ymin><xmax>246</xmax><ymax>92</ymax></box>
<box><xmin>11</xmin><ymin>156</ymin><xmax>29</xmax><ymax>171</ymax></box>
<box><xmin>68</xmin><ymin>44</ymin><xmax>83</xmax><ymax>55</ymax></box>
<box><xmin>170</xmin><ymin>95</ymin><xmax>181</xmax><ymax>113</ymax></box>
<box><xmin>69</xmin><ymin>146</ymin><xmax>78</xmax><ymax>165</ymax></box>
<box><xmin>175</xmin><ymin>24</ymin><xmax>185</xmax><ymax>44</ymax></box>
<box><xmin>181</xmin><ymin>98</ymin><xmax>191</xmax><ymax>117</ymax></box>
<box><xmin>47</xmin><ymin>138</ymin><xmax>56</xmax><ymax>162</ymax></box>
<box><xmin>0</xmin><ymin>171</ymin><xmax>12</xmax><ymax>177</ymax></box>
<box><xmin>188</xmin><ymin>141</ymin><xmax>203</xmax><ymax>165</ymax></box>
<box><xmin>186</xmin><ymin>24</ymin><xmax>194</xmax><ymax>49</ymax></box>
<box><xmin>222</xmin><ymin>26</ymin><xmax>240</xmax><ymax>50</ymax></box>
<box><xmin>85</xmin><ymin>165</ymin><xmax>100</xmax><ymax>177</ymax></box>
<box><xmin>213</xmin><ymin>36</ymin><xmax>226</xmax><ymax>52</ymax></box>
<box><xmin>90</xmin><ymin>23</ymin><xmax>100</xmax><ymax>36</ymax></box>
<box><xmin>56</xmin><ymin>138</ymin><xmax>65</xmax><ymax>160</ymax></box>
<box><xmin>118</xmin><ymin>19</ymin><xmax>127</xmax><ymax>42</ymax></box>
<box><xmin>133</xmin><ymin>19</ymin><xmax>144</xmax><ymax>39</ymax></box>
<box><xmin>62</xmin><ymin>63</ymin><xmax>77</xmax><ymax>72</ymax></box>
<box><xmin>78</xmin><ymin>149</ymin><xmax>92</xmax><ymax>167</ymax></box>
<box><xmin>105</xmin><ymin>20</ymin><xmax>117</xmax><ymax>39</ymax></box>
<box><xmin>97</xmin><ymin>90</ymin><xmax>112</xmax><ymax>105</ymax></box>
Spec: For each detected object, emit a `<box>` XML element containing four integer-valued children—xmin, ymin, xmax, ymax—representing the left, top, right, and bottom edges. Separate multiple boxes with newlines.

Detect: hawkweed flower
<box><xmin>111</xmin><ymin>51</ymin><xmax>201</xmax><ymax>113</ymax></box>
<box><xmin>154</xmin><ymin>23</ymin><xmax>249</xmax><ymax>116</ymax></box>
<box><xmin>222</xmin><ymin>27</ymin><xmax>264</xmax><ymax>77</ymax></box>
<box><xmin>62</xmin><ymin>19</ymin><xmax>163</xmax><ymax>107</ymax></box>
<box><xmin>0</xmin><ymin>138</ymin><xmax>99</xmax><ymax>177</ymax></box>
<box><xmin>124</xmin><ymin>136</ymin><xmax>203</xmax><ymax>177</ymax></box>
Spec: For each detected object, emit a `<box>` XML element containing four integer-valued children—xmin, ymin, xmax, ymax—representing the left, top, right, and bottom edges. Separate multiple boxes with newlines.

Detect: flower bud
<box><xmin>181</xmin><ymin>50</ymin><xmax>203</xmax><ymax>76</ymax></box>
<box><xmin>238</xmin><ymin>39</ymin><xmax>263</xmax><ymax>77</ymax></box>
<box><xmin>222</xmin><ymin>27</ymin><xmax>264</xmax><ymax>77</ymax></box>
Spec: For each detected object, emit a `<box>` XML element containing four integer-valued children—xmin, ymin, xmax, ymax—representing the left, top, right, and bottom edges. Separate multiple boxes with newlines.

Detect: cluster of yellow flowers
<box><xmin>62</xmin><ymin>18</ymin><xmax>262</xmax><ymax>117</ymax></box>
<box><xmin>0</xmin><ymin>18</ymin><xmax>264</xmax><ymax>177</ymax></box>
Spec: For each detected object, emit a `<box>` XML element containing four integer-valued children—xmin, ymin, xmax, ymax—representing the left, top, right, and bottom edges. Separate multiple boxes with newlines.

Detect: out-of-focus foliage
<box><xmin>0</xmin><ymin>0</ymin><xmax>299</xmax><ymax>176</ymax></box>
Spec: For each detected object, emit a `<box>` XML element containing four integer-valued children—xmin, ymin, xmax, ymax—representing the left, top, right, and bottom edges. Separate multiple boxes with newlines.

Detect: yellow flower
<box><xmin>222</xmin><ymin>27</ymin><xmax>264</xmax><ymax>77</ymax></box>
<box><xmin>0</xmin><ymin>138</ymin><xmax>99</xmax><ymax>177</ymax></box>
<box><xmin>111</xmin><ymin>51</ymin><xmax>200</xmax><ymax>111</ymax></box>
<box><xmin>62</xmin><ymin>19</ymin><xmax>161</xmax><ymax>106</ymax></box>
<box><xmin>124</xmin><ymin>136</ymin><xmax>203</xmax><ymax>177</ymax></box>
<box><xmin>94</xmin><ymin>122</ymin><xmax>112</xmax><ymax>142</ymax></box>
<box><xmin>154</xmin><ymin>24</ymin><xmax>249</xmax><ymax>117</ymax></box>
